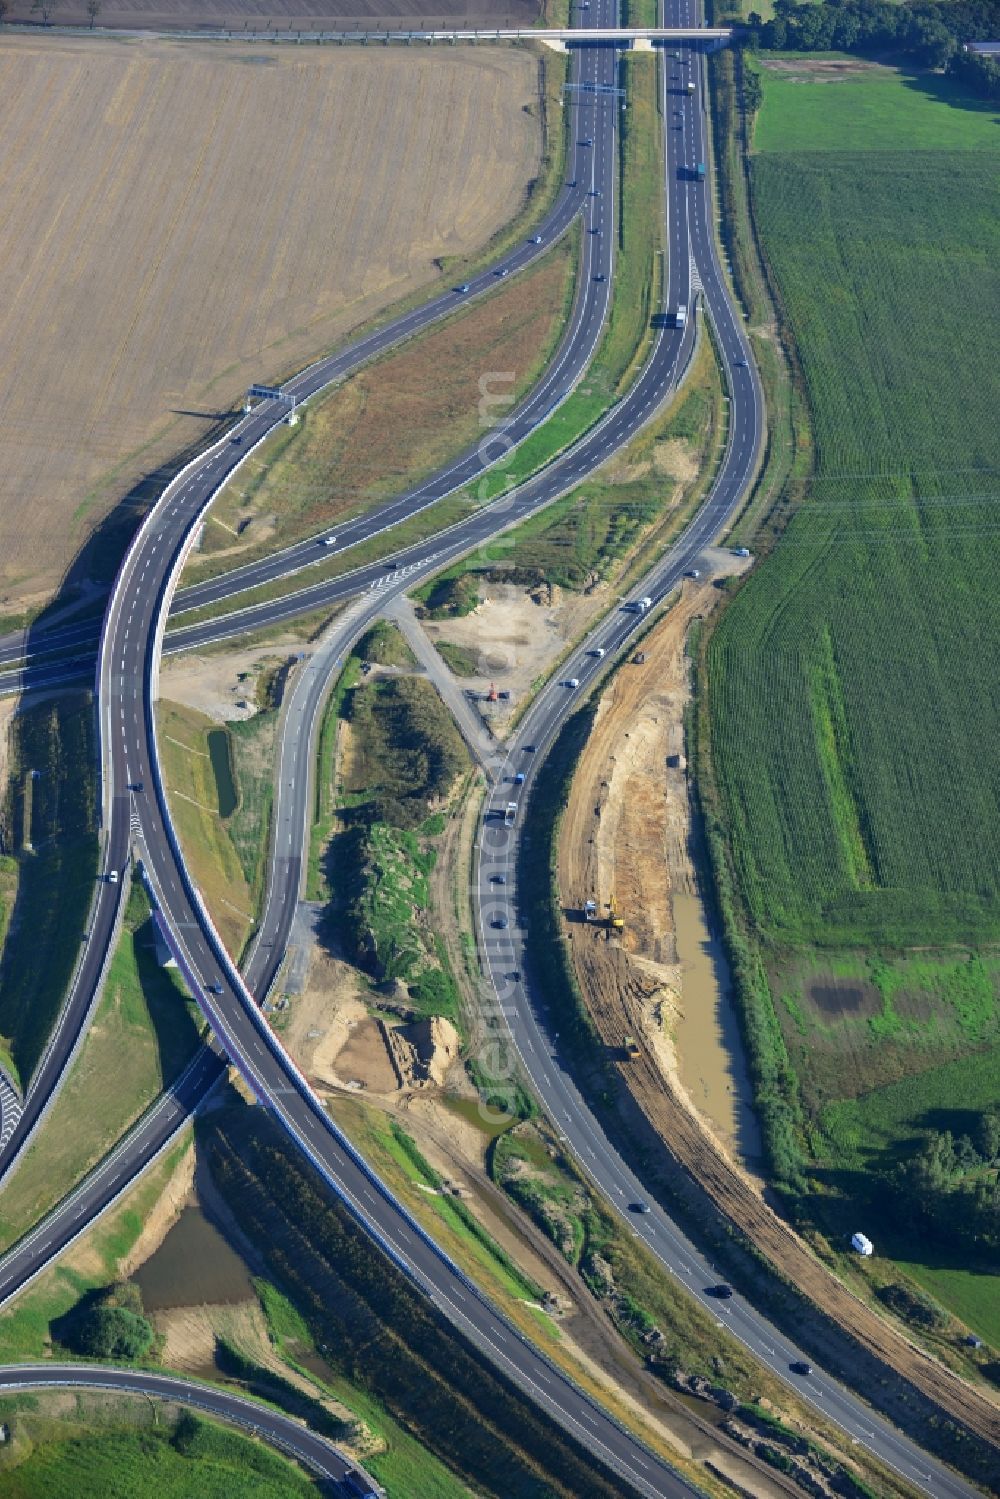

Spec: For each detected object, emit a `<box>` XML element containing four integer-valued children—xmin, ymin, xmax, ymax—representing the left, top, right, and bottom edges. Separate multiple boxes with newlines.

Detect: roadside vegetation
<box><xmin>0</xmin><ymin>1401</ymin><xmax>318</xmax><ymax>1499</ymax></box>
<box><xmin>0</xmin><ymin>1135</ymin><xmax>191</xmax><ymax>1365</ymax></box>
<box><xmin>699</xmin><ymin>56</ymin><xmax>1000</xmax><ymax>1344</ymax></box>
<box><xmin>159</xmin><ymin>697</ymin><xmax>280</xmax><ymax>961</ymax></box>
<box><xmin>414</xmin><ymin>332</ymin><xmax>722</xmax><ymax>612</ymax></box>
<box><xmin>0</xmin><ymin>692</ymin><xmax>99</xmax><ymax>1089</ymax></box>
<box><xmin>183</xmin><ymin>232</ymin><xmax>578</xmax><ymax>587</ymax></box>
<box><xmin>0</xmin><ymin>884</ymin><xmax>201</xmax><ymax>1255</ymax></box>
<box><xmin>489</xmin><ymin>1121</ymin><xmax>912</xmax><ymax>1499</ymax></box>
<box><xmin>312</xmin><ymin>627</ymin><xmax>470</xmax><ymax>1023</ymax></box>
<box><xmin>205</xmin><ymin>1101</ymin><xmax>638</xmax><ymax>1499</ymax></box>
<box><xmin>449</xmin><ymin>50</ymin><xmax>666</xmax><ymax>514</ymax></box>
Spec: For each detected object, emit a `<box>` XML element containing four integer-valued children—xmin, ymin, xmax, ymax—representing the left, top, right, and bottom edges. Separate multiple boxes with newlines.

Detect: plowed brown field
<box><xmin>0</xmin><ymin>34</ymin><xmax>541</xmax><ymax>614</ymax></box>
<box><xmin>5</xmin><ymin>0</ymin><xmax>542</xmax><ymax>28</ymax></box>
<box><xmin>557</xmin><ymin>601</ymin><xmax>1000</xmax><ymax>1458</ymax></box>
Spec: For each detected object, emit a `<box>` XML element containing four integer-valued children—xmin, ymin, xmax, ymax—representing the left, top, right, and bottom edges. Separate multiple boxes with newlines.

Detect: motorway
<box><xmin>0</xmin><ymin>12</ymin><xmax>989</xmax><ymax>1499</ymax></box>
<box><xmin>0</xmin><ymin>9</ymin><xmax>707</xmax><ymax>1498</ymax></box>
<box><xmin>222</xmin><ymin>12</ymin><xmax>984</xmax><ymax>1498</ymax></box>
<box><xmin>0</xmin><ymin>6</ymin><xmax>621</xmax><ymax>1170</ymax></box>
<box><xmin>0</xmin><ymin>1363</ymin><xmax>381</xmax><ymax>1491</ymax></box>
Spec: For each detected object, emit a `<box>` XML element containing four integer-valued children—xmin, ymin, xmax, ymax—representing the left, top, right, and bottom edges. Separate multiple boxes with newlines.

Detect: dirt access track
<box><xmin>0</xmin><ymin>34</ymin><xmax>541</xmax><ymax>616</ymax></box>
<box><xmin>557</xmin><ymin>592</ymin><xmax>1000</xmax><ymax>1455</ymax></box>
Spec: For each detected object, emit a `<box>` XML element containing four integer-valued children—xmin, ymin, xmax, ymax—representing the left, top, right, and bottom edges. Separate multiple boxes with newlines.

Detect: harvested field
<box><xmin>0</xmin><ymin>34</ymin><xmax>542</xmax><ymax>617</ymax></box>
<box><xmin>4</xmin><ymin>0</ymin><xmax>542</xmax><ymax>29</ymax></box>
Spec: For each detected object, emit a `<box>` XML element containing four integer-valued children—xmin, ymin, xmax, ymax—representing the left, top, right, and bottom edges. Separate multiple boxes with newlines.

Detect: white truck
<box><xmin>674</xmin><ymin>305</ymin><xmax>687</xmax><ymax>330</ymax></box>
<box><xmin>504</xmin><ymin>802</ymin><xmax>517</xmax><ymax>828</ymax></box>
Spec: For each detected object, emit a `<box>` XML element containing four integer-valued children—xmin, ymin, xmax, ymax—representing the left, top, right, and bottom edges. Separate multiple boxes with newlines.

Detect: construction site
<box><xmin>555</xmin><ymin>583</ymin><xmax>1000</xmax><ymax>1459</ymax></box>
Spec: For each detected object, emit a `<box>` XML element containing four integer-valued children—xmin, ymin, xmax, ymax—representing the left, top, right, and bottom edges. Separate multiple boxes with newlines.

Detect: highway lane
<box><xmin>0</xmin><ymin>6</ymin><xmax>621</xmax><ymax>1175</ymax></box>
<box><xmin>465</xmin><ymin>14</ymin><xmax>983</xmax><ymax>1499</ymax></box>
<box><xmin>0</xmin><ymin>23</ymin><xmax>983</xmax><ymax>1499</ymax></box>
<box><xmin>179</xmin><ymin>29</ymin><xmax>988</xmax><ymax>1490</ymax></box>
<box><xmin>0</xmin><ymin>1363</ymin><xmax>380</xmax><ymax>1490</ymax></box>
<box><xmin>0</xmin><ymin>47</ymin><xmax>614</xmax><ymax>679</ymax></box>
<box><xmin>0</xmin><ymin>12</ymin><xmax>706</xmax><ymax>1498</ymax></box>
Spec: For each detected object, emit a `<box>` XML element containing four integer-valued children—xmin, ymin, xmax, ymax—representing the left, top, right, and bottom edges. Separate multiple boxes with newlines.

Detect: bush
<box><xmin>72</xmin><ymin>1305</ymin><xmax>154</xmax><ymax>1361</ymax></box>
<box><xmin>876</xmin><ymin>1282</ymin><xmax>946</xmax><ymax>1331</ymax></box>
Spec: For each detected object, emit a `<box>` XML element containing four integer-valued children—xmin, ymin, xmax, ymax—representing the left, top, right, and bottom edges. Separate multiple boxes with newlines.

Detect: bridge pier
<box><xmin>540</xmin><ymin>36</ymin><xmax>567</xmax><ymax>51</ymax></box>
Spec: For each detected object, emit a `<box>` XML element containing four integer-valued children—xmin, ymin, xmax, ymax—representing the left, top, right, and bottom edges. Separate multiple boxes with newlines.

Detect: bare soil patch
<box><xmin>422</xmin><ymin>581</ymin><xmax>608</xmax><ymax>735</ymax></box>
<box><xmin>758</xmin><ymin>57</ymin><xmax>882</xmax><ymax>81</ymax></box>
<box><xmin>557</xmin><ymin>580</ymin><xmax>764</xmax><ymax>1170</ymax></box>
<box><xmin>119</xmin><ymin>1140</ymin><xmax>196</xmax><ymax>1277</ymax></box>
<box><xmin>160</xmin><ymin>634</ymin><xmax>312</xmax><ymax>723</ymax></box>
<box><xmin>807</xmin><ymin>977</ymin><xmax>880</xmax><ymax>1019</ymax></box>
<box><xmin>0</xmin><ymin>34</ymin><xmax>542</xmax><ymax>615</ymax></box>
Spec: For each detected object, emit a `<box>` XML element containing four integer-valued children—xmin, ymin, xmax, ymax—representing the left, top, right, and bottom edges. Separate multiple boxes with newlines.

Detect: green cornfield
<box><xmin>709</xmin><ymin>138</ymin><xmax>1000</xmax><ymax>948</ymax></box>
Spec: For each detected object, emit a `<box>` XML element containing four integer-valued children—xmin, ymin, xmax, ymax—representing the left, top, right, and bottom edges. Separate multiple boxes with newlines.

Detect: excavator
<box><xmin>606</xmin><ymin>892</ymin><xmax>624</xmax><ymax>937</ymax></box>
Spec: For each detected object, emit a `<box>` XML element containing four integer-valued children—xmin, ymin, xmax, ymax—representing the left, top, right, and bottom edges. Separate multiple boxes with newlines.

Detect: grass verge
<box><xmin>204</xmin><ymin>1100</ymin><xmax>648</xmax><ymax>1499</ymax></box>
<box><xmin>0</xmin><ymin>885</ymin><xmax>202</xmax><ymax>1255</ymax></box>
<box><xmin>157</xmin><ymin>700</ymin><xmax>256</xmax><ymax>960</ymax></box>
<box><xmin>0</xmin><ymin>1403</ymin><xmax>317</xmax><ymax>1499</ymax></box>
<box><xmin>184</xmin><ymin>229</ymin><xmax>579</xmax><ymax>588</ymax></box>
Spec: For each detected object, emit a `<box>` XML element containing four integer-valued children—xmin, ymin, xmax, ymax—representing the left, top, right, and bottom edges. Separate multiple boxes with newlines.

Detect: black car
<box><xmin>790</xmin><ymin>1361</ymin><xmax>813</xmax><ymax>1377</ymax></box>
<box><xmin>490</xmin><ymin>873</ymin><xmax>508</xmax><ymax>885</ymax></box>
<box><xmin>594</xmin><ymin>273</ymin><xmax>606</xmax><ymax>282</ymax></box>
<box><xmin>492</xmin><ymin>915</ymin><xmax>509</xmax><ymax>930</ymax></box>
<box><xmin>522</xmin><ymin>744</ymin><xmax>536</xmax><ymax>753</ymax></box>
<box><xmin>629</xmin><ymin>1201</ymin><xmax>651</xmax><ymax>1214</ymax></box>
<box><xmin>708</xmin><ymin>1283</ymin><xmax>734</xmax><ymax>1299</ymax></box>
<box><xmin>507</xmin><ymin>970</ymin><xmax>521</xmax><ymax>982</ymax></box>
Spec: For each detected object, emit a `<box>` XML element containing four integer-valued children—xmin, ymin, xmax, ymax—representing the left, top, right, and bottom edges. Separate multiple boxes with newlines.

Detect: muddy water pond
<box><xmin>134</xmin><ymin>1205</ymin><xmax>253</xmax><ymax>1311</ymax></box>
<box><xmin>672</xmin><ymin>891</ymin><xmax>762</xmax><ymax>1169</ymax></box>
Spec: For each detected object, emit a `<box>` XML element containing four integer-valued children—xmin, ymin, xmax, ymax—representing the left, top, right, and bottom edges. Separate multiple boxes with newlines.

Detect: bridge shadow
<box><xmin>0</xmin><ymin>409</ymin><xmax>235</xmax><ymax>1086</ymax></box>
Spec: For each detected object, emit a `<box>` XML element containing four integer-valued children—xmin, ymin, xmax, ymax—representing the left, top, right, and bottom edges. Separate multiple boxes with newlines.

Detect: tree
<box><xmin>743</xmin><ymin>68</ymin><xmax>764</xmax><ymax>115</ymax></box>
<box><xmin>73</xmin><ymin>1305</ymin><xmax>154</xmax><ymax>1360</ymax></box>
<box><xmin>86</xmin><ymin>0</ymin><xmax>102</xmax><ymax>26</ymax></box>
<box><xmin>0</xmin><ymin>2</ymin><xmax>9</xmax><ymax>26</ymax></box>
<box><xmin>977</xmin><ymin>1111</ymin><xmax>1000</xmax><ymax>1165</ymax></box>
<box><xmin>31</xmin><ymin>0</ymin><xmax>56</xmax><ymax>21</ymax></box>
